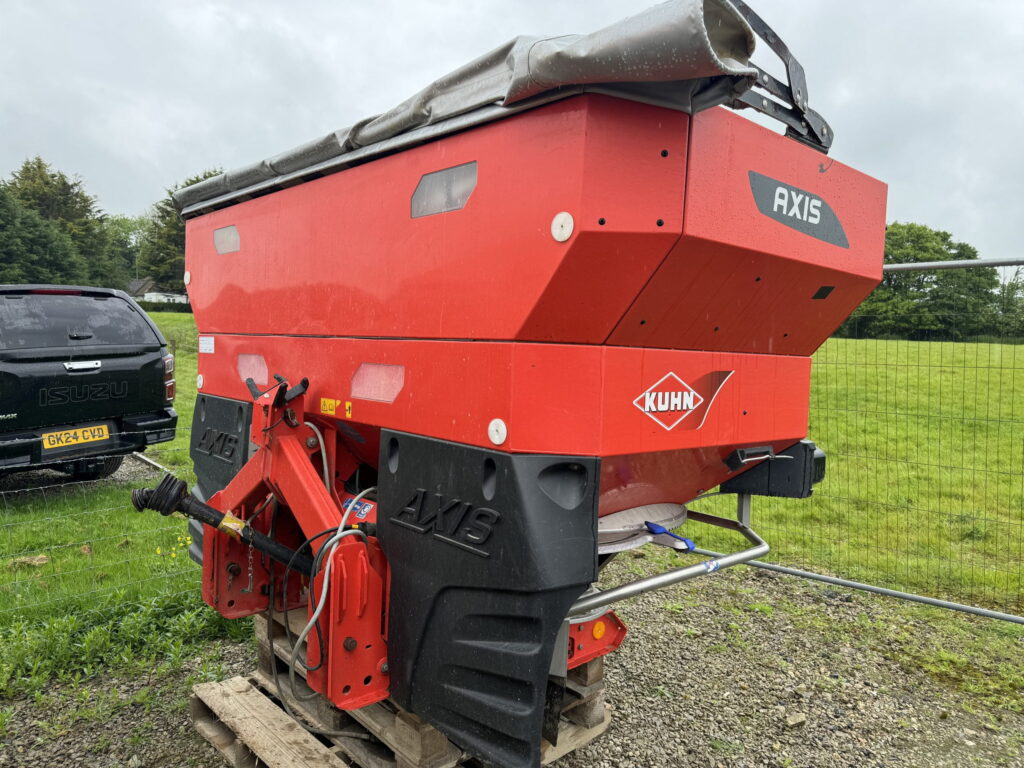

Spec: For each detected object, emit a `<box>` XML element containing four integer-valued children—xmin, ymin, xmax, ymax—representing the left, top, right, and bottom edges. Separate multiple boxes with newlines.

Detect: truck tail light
<box><xmin>163</xmin><ymin>353</ymin><xmax>176</xmax><ymax>402</ymax></box>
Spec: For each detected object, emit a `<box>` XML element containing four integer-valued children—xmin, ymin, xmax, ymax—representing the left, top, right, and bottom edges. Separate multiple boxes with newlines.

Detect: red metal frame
<box><xmin>200</xmin><ymin>390</ymin><xmax>389</xmax><ymax>708</ymax></box>
<box><xmin>304</xmin><ymin>536</ymin><xmax>390</xmax><ymax>708</ymax></box>
<box><xmin>567</xmin><ymin>611</ymin><xmax>628</xmax><ymax>670</ymax></box>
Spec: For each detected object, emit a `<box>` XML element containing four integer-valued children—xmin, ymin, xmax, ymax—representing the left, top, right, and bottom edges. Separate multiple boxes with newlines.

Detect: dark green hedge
<box><xmin>136</xmin><ymin>300</ymin><xmax>192</xmax><ymax>314</ymax></box>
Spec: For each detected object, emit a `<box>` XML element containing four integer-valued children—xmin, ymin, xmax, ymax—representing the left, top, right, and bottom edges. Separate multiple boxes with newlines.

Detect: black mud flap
<box><xmin>377</xmin><ymin>431</ymin><xmax>598</xmax><ymax>768</ymax></box>
<box><xmin>190</xmin><ymin>394</ymin><xmax>253</xmax><ymax>500</ymax></box>
<box><xmin>187</xmin><ymin>394</ymin><xmax>254</xmax><ymax>564</ymax></box>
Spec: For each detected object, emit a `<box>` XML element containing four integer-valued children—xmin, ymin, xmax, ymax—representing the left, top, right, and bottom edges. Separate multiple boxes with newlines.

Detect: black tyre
<box><xmin>69</xmin><ymin>455</ymin><xmax>125</xmax><ymax>481</ymax></box>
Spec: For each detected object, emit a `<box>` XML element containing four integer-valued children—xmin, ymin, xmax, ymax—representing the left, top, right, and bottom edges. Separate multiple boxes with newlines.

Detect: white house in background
<box><xmin>126</xmin><ymin>277</ymin><xmax>156</xmax><ymax>297</ymax></box>
<box><xmin>142</xmin><ymin>292</ymin><xmax>189</xmax><ymax>304</ymax></box>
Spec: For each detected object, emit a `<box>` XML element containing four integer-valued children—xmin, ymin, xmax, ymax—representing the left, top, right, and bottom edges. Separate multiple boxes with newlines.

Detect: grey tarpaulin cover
<box><xmin>174</xmin><ymin>0</ymin><xmax>758</xmax><ymax>215</ymax></box>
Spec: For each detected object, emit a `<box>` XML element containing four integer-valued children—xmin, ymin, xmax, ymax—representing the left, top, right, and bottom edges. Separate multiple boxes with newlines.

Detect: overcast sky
<box><xmin>1</xmin><ymin>1</ymin><xmax>1022</xmax><ymax>260</ymax></box>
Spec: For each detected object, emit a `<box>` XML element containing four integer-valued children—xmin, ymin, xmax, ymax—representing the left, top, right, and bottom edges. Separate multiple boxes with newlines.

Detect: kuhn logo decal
<box><xmin>634</xmin><ymin>371</ymin><xmax>735</xmax><ymax>432</ymax></box>
<box><xmin>748</xmin><ymin>171</ymin><xmax>848</xmax><ymax>248</ymax></box>
<box><xmin>391</xmin><ymin>489</ymin><xmax>498</xmax><ymax>558</ymax></box>
<box><xmin>633</xmin><ymin>373</ymin><xmax>704</xmax><ymax>431</ymax></box>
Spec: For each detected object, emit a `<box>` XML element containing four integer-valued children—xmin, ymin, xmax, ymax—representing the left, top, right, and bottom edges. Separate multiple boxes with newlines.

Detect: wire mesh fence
<box><xmin>691</xmin><ymin>314</ymin><xmax>1024</xmax><ymax>619</ymax></box>
<box><xmin>1</xmin><ymin>328</ymin><xmax>1022</xmax><ymax>627</ymax></box>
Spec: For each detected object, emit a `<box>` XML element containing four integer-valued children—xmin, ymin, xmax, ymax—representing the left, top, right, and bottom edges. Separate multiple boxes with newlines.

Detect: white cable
<box><xmin>338</xmin><ymin>483</ymin><xmax>375</xmax><ymax>530</ymax></box>
<box><xmin>303</xmin><ymin>421</ymin><xmax>330</xmax><ymax>489</ymax></box>
<box><xmin>289</xmin><ymin>485</ymin><xmax>377</xmax><ymax>696</ymax></box>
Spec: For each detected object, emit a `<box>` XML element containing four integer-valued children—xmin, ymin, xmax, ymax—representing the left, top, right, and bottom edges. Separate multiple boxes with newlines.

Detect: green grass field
<box><xmin>0</xmin><ymin>314</ymin><xmax>1021</xmax><ymax>697</ymax></box>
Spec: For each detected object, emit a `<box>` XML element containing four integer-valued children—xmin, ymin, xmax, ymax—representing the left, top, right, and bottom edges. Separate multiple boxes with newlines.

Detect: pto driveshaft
<box><xmin>132</xmin><ymin>474</ymin><xmax>314</xmax><ymax>576</ymax></box>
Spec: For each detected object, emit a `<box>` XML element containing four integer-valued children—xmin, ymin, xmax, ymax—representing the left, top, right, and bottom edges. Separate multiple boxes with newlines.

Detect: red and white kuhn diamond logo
<box><xmin>633</xmin><ymin>372</ymin><xmax>704</xmax><ymax>431</ymax></box>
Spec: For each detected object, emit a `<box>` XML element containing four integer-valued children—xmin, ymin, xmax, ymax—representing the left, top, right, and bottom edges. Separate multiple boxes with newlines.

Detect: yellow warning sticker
<box><xmin>345</xmin><ymin>401</ymin><xmax>353</xmax><ymax>418</ymax></box>
<box><xmin>320</xmin><ymin>398</ymin><xmax>339</xmax><ymax>416</ymax></box>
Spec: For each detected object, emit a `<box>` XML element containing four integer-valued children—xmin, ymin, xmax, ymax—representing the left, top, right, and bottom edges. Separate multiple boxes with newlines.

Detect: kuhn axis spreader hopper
<box><xmin>134</xmin><ymin>1</ymin><xmax>886</xmax><ymax>765</ymax></box>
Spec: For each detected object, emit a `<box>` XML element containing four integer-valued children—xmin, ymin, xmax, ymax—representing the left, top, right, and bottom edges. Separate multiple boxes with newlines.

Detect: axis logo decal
<box><xmin>195</xmin><ymin>428</ymin><xmax>240</xmax><ymax>463</ymax></box>
<box><xmin>391</xmin><ymin>489</ymin><xmax>498</xmax><ymax>558</ymax></box>
<box><xmin>748</xmin><ymin>171</ymin><xmax>849</xmax><ymax>248</ymax></box>
<box><xmin>633</xmin><ymin>371</ymin><xmax>734</xmax><ymax>431</ymax></box>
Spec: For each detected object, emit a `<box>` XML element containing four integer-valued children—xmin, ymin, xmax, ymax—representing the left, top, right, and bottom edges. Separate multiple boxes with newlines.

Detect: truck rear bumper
<box><xmin>0</xmin><ymin>408</ymin><xmax>177</xmax><ymax>471</ymax></box>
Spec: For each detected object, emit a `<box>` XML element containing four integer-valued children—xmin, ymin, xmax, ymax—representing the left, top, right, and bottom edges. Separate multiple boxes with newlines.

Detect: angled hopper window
<box><xmin>213</xmin><ymin>225</ymin><xmax>241</xmax><ymax>254</ymax></box>
<box><xmin>411</xmin><ymin>161</ymin><xmax>477</xmax><ymax>218</ymax></box>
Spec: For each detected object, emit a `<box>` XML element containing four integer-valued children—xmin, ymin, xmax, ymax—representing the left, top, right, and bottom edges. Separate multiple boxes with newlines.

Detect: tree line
<box><xmin>0</xmin><ymin>157</ymin><xmax>216</xmax><ymax>292</ymax></box>
<box><xmin>840</xmin><ymin>222</ymin><xmax>1024</xmax><ymax>340</ymax></box>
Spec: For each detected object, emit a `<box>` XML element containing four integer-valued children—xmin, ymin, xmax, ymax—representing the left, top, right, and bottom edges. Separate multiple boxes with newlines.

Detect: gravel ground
<box><xmin>2</xmin><ymin>557</ymin><xmax>1021</xmax><ymax>767</ymax></box>
<box><xmin>0</xmin><ymin>453</ymin><xmax>161</xmax><ymax>493</ymax></box>
<box><xmin>560</xmin><ymin>561</ymin><xmax>1023</xmax><ymax>768</ymax></box>
<box><xmin>0</xmin><ymin>641</ymin><xmax>253</xmax><ymax>768</ymax></box>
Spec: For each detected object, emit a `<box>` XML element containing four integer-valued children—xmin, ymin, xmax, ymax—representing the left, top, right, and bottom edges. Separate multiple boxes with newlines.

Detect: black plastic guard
<box><xmin>188</xmin><ymin>394</ymin><xmax>253</xmax><ymax>564</ymax></box>
<box><xmin>377</xmin><ymin>431</ymin><xmax>599</xmax><ymax>768</ymax></box>
<box><xmin>189</xmin><ymin>394</ymin><xmax>253</xmax><ymax>501</ymax></box>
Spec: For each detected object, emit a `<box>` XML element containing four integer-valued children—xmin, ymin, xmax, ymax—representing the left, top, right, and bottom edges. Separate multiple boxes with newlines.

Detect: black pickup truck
<box><xmin>0</xmin><ymin>285</ymin><xmax>177</xmax><ymax>480</ymax></box>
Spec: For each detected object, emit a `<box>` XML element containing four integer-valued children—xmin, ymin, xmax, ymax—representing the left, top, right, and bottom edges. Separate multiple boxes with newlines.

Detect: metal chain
<box><xmin>241</xmin><ymin>536</ymin><xmax>255</xmax><ymax>594</ymax></box>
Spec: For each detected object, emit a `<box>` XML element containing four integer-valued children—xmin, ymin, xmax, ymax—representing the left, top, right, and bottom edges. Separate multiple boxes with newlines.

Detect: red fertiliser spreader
<box><xmin>133</xmin><ymin>1</ymin><xmax>886</xmax><ymax>765</ymax></box>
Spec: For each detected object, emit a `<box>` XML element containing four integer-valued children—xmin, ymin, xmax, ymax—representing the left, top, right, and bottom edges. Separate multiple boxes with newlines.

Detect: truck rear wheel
<box><xmin>69</xmin><ymin>455</ymin><xmax>125</xmax><ymax>481</ymax></box>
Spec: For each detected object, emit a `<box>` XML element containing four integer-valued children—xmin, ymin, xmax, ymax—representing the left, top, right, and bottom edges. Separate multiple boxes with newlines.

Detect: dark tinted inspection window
<box><xmin>0</xmin><ymin>292</ymin><xmax>160</xmax><ymax>350</ymax></box>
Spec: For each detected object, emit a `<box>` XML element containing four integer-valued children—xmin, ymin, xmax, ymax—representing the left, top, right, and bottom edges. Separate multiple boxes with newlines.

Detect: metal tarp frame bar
<box><xmin>691</xmin><ymin>548</ymin><xmax>1024</xmax><ymax>625</ymax></box>
<box><xmin>883</xmin><ymin>257</ymin><xmax>1024</xmax><ymax>272</ymax></box>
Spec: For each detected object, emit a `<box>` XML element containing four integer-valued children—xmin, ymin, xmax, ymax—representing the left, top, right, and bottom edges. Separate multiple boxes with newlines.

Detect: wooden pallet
<box><xmin>191</xmin><ymin>611</ymin><xmax>611</xmax><ymax>768</ymax></box>
<box><xmin>192</xmin><ymin>675</ymin><xmax>349</xmax><ymax>768</ymax></box>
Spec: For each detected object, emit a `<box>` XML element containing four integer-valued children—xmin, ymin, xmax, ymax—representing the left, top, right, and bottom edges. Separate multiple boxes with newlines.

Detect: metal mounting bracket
<box><xmin>730</xmin><ymin>0</ymin><xmax>833</xmax><ymax>153</ymax></box>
